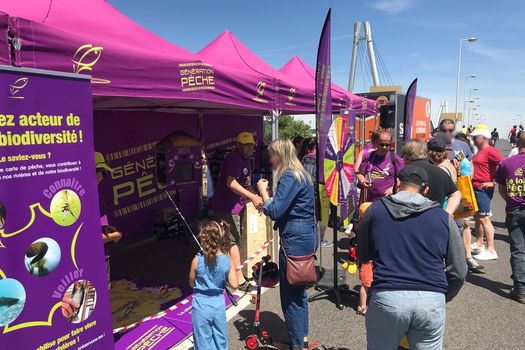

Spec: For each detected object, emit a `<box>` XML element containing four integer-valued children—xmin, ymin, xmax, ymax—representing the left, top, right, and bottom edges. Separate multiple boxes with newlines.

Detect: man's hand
<box><xmin>357</xmin><ymin>174</ymin><xmax>371</xmax><ymax>188</ymax></box>
<box><xmin>384</xmin><ymin>187</ymin><xmax>393</xmax><ymax>196</ymax></box>
<box><xmin>480</xmin><ymin>182</ymin><xmax>495</xmax><ymax>189</ymax></box>
<box><xmin>252</xmin><ymin>195</ymin><xmax>264</xmax><ymax>210</ymax></box>
<box><xmin>61</xmin><ymin>297</ymin><xmax>79</xmax><ymax>318</ymax></box>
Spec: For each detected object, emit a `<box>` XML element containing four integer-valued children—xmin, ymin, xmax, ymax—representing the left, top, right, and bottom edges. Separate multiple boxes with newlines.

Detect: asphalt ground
<box><xmin>227</xmin><ymin>139</ymin><xmax>525</xmax><ymax>350</ymax></box>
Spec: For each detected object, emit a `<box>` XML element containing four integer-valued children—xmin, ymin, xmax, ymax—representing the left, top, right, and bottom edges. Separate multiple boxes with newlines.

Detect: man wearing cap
<box><xmin>402</xmin><ymin>139</ymin><xmax>461</xmax><ymax>214</ymax></box>
<box><xmin>358</xmin><ymin>165</ymin><xmax>467</xmax><ymax>350</ymax></box>
<box><xmin>470</xmin><ymin>125</ymin><xmax>504</xmax><ymax>261</ymax></box>
<box><xmin>210</xmin><ymin>132</ymin><xmax>263</xmax><ymax>290</ymax></box>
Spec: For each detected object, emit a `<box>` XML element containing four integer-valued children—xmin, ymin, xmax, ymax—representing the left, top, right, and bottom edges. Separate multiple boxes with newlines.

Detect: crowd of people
<box><xmin>186</xmin><ymin>119</ymin><xmax>524</xmax><ymax>349</ymax></box>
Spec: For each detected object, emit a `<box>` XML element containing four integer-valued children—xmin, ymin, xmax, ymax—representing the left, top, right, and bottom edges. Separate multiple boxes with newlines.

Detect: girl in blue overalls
<box><xmin>189</xmin><ymin>220</ymin><xmax>238</xmax><ymax>350</ymax></box>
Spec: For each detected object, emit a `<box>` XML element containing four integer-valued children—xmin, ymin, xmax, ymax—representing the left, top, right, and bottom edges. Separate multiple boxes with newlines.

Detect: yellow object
<box><xmin>454</xmin><ymin>176</ymin><xmax>479</xmax><ymax>219</ymax></box>
<box><xmin>342</xmin><ymin>261</ymin><xmax>349</xmax><ymax>270</ymax></box>
<box><xmin>400</xmin><ymin>335</ymin><xmax>410</xmax><ymax>349</ymax></box>
<box><xmin>236</xmin><ymin>131</ymin><xmax>256</xmax><ymax>144</ymax></box>
<box><xmin>347</xmin><ymin>262</ymin><xmax>358</xmax><ymax>274</ymax></box>
<box><xmin>95</xmin><ymin>151</ymin><xmax>113</xmax><ymax>172</ymax></box>
<box><xmin>359</xmin><ymin>202</ymin><xmax>372</xmax><ymax>218</ymax></box>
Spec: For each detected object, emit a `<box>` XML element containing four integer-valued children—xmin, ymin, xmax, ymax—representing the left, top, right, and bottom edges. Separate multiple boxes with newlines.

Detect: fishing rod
<box><xmin>164</xmin><ymin>190</ymin><xmax>238</xmax><ymax>307</ymax></box>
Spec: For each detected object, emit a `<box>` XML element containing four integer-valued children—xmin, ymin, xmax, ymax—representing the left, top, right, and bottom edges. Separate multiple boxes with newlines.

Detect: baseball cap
<box><xmin>398</xmin><ymin>165</ymin><xmax>428</xmax><ymax>188</ymax></box>
<box><xmin>427</xmin><ymin>135</ymin><xmax>447</xmax><ymax>152</ymax></box>
<box><xmin>95</xmin><ymin>152</ymin><xmax>113</xmax><ymax>172</ymax></box>
<box><xmin>471</xmin><ymin>124</ymin><xmax>491</xmax><ymax>139</ymax></box>
<box><xmin>237</xmin><ymin>132</ymin><xmax>255</xmax><ymax>145</ymax></box>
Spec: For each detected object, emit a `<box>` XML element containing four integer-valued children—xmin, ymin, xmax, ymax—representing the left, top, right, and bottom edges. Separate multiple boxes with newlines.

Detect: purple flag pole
<box><xmin>315</xmin><ymin>8</ymin><xmax>332</xmax><ymax>184</ymax></box>
<box><xmin>403</xmin><ymin>78</ymin><xmax>418</xmax><ymax>142</ymax></box>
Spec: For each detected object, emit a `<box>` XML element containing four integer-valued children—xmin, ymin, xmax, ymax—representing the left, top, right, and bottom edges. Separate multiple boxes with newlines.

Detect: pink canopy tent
<box><xmin>198</xmin><ymin>31</ymin><xmax>348</xmax><ymax>114</ymax></box>
<box><xmin>280</xmin><ymin>56</ymin><xmax>377</xmax><ymax>115</ymax></box>
<box><xmin>0</xmin><ymin>12</ymin><xmax>9</xmax><ymax>65</ymax></box>
<box><xmin>0</xmin><ymin>0</ymin><xmax>276</xmax><ymax>114</ymax></box>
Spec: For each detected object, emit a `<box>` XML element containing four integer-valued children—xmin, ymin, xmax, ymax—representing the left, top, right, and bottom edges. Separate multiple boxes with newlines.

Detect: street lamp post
<box><xmin>462</xmin><ymin>75</ymin><xmax>476</xmax><ymax>120</ymax></box>
<box><xmin>455</xmin><ymin>37</ymin><xmax>477</xmax><ymax>124</ymax></box>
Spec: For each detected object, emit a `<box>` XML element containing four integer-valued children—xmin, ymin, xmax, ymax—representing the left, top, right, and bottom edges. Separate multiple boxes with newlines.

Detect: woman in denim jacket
<box><xmin>257</xmin><ymin>139</ymin><xmax>316</xmax><ymax>350</ymax></box>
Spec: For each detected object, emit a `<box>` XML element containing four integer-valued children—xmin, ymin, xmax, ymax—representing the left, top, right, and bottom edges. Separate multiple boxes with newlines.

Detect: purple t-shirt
<box><xmin>358</xmin><ymin>151</ymin><xmax>404</xmax><ymax>202</ymax></box>
<box><xmin>494</xmin><ymin>153</ymin><xmax>525</xmax><ymax>212</ymax></box>
<box><xmin>211</xmin><ymin>149</ymin><xmax>252</xmax><ymax>214</ymax></box>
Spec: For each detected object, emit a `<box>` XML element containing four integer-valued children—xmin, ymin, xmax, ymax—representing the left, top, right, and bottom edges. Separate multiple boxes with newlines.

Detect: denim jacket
<box><xmin>263</xmin><ymin>170</ymin><xmax>316</xmax><ymax>256</ymax></box>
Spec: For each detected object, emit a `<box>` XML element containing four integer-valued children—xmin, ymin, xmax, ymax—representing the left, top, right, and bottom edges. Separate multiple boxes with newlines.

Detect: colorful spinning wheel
<box><xmin>324</xmin><ymin>117</ymin><xmax>355</xmax><ymax>206</ymax></box>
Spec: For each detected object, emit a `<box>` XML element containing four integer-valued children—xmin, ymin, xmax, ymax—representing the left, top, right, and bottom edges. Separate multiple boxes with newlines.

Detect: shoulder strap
<box><xmin>390</xmin><ymin>151</ymin><xmax>398</xmax><ymax>194</ymax></box>
<box><xmin>439</xmin><ymin>164</ymin><xmax>452</xmax><ymax>177</ymax></box>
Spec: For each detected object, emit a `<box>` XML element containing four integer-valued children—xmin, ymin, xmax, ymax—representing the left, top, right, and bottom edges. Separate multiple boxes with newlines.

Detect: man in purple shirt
<box><xmin>495</xmin><ymin>133</ymin><xmax>525</xmax><ymax>304</ymax></box>
<box><xmin>211</xmin><ymin>132</ymin><xmax>262</xmax><ymax>290</ymax></box>
<box><xmin>357</xmin><ymin>131</ymin><xmax>404</xmax><ymax>202</ymax></box>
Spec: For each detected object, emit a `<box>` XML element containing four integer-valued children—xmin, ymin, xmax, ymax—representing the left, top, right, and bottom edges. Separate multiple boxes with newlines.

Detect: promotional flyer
<box><xmin>0</xmin><ymin>67</ymin><xmax>114</xmax><ymax>349</ymax></box>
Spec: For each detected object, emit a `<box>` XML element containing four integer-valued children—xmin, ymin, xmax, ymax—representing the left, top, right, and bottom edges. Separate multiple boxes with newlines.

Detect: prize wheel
<box><xmin>323</xmin><ymin>117</ymin><xmax>355</xmax><ymax>206</ymax></box>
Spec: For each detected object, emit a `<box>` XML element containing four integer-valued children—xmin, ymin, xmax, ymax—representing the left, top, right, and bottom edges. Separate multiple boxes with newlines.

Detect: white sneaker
<box><xmin>471</xmin><ymin>243</ymin><xmax>485</xmax><ymax>255</ymax></box>
<box><xmin>473</xmin><ymin>250</ymin><xmax>498</xmax><ymax>261</ymax></box>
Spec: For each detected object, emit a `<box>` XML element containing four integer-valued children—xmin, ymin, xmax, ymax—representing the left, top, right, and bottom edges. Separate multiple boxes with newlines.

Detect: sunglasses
<box><xmin>441</xmin><ymin>128</ymin><xmax>455</xmax><ymax>133</ymax></box>
<box><xmin>378</xmin><ymin>143</ymin><xmax>390</xmax><ymax>148</ymax></box>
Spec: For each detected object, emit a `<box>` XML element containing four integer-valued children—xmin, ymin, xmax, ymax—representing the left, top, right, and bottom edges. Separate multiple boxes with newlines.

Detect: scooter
<box><xmin>245</xmin><ymin>256</ymin><xmax>279</xmax><ymax>350</ymax></box>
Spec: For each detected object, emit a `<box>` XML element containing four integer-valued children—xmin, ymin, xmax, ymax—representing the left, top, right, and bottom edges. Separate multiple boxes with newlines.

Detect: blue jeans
<box><xmin>474</xmin><ymin>188</ymin><xmax>494</xmax><ymax>216</ymax></box>
<box><xmin>505</xmin><ymin>208</ymin><xmax>525</xmax><ymax>294</ymax></box>
<box><xmin>365</xmin><ymin>290</ymin><xmax>446</xmax><ymax>350</ymax></box>
<box><xmin>279</xmin><ymin>246</ymin><xmax>309</xmax><ymax>348</ymax></box>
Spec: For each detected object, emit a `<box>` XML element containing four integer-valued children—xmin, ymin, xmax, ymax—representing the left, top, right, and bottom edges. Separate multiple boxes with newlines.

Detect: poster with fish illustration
<box><xmin>0</xmin><ymin>67</ymin><xmax>113</xmax><ymax>349</ymax></box>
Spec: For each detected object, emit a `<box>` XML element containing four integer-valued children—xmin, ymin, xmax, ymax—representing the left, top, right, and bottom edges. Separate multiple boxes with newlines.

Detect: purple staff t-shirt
<box><xmin>359</xmin><ymin>150</ymin><xmax>404</xmax><ymax>202</ymax></box>
<box><xmin>211</xmin><ymin>149</ymin><xmax>252</xmax><ymax>215</ymax></box>
<box><xmin>494</xmin><ymin>153</ymin><xmax>525</xmax><ymax>212</ymax></box>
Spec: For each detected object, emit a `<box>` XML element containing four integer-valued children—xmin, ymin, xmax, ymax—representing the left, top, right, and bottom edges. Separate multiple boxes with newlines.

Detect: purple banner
<box><xmin>0</xmin><ymin>67</ymin><xmax>113</xmax><ymax>348</ymax></box>
<box><xmin>403</xmin><ymin>78</ymin><xmax>418</xmax><ymax>141</ymax></box>
<box><xmin>316</xmin><ymin>9</ymin><xmax>332</xmax><ymax>183</ymax></box>
<box><xmin>115</xmin><ymin>293</ymin><xmax>239</xmax><ymax>349</ymax></box>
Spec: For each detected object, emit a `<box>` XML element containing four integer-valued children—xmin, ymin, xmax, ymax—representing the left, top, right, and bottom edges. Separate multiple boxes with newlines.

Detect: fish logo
<box><xmin>72</xmin><ymin>44</ymin><xmax>111</xmax><ymax>84</ymax></box>
<box><xmin>9</xmin><ymin>77</ymin><xmax>28</xmax><ymax>99</ymax></box>
<box><xmin>252</xmin><ymin>81</ymin><xmax>268</xmax><ymax>104</ymax></box>
<box><xmin>285</xmin><ymin>87</ymin><xmax>296</xmax><ymax>106</ymax></box>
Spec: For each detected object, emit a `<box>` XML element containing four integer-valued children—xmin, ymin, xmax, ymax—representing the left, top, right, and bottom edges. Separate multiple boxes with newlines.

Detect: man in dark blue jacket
<box><xmin>358</xmin><ymin>165</ymin><xmax>467</xmax><ymax>350</ymax></box>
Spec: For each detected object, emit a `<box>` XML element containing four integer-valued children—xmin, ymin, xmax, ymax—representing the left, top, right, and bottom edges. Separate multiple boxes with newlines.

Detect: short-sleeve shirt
<box><xmin>358</xmin><ymin>151</ymin><xmax>404</xmax><ymax>202</ymax></box>
<box><xmin>472</xmin><ymin>146</ymin><xmax>504</xmax><ymax>189</ymax></box>
<box><xmin>211</xmin><ymin>149</ymin><xmax>252</xmax><ymax>215</ymax></box>
<box><xmin>494</xmin><ymin>153</ymin><xmax>525</xmax><ymax>212</ymax></box>
<box><xmin>452</xmin><ymin>139</ymin><xmax>473</xmax><ymax>160</ymax></box>
<box><xmin>411</xmin><ymin>159</ymin><xmax>458</xmax><ymax>207</ymax></box>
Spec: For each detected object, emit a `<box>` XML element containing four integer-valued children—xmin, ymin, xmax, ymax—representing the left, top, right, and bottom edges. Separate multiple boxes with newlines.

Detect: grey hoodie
<box><xmin>358</xmin><ymin>191</ymin><xmax>468</xmax><ymax>302</ymax></box>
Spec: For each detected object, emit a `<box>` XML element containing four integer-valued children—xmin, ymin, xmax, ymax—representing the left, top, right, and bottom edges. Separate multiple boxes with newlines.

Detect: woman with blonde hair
<box><xmin>257</xmin><ymin>139</ymin><xmax>316</xmax><ymax>350</ymax></box>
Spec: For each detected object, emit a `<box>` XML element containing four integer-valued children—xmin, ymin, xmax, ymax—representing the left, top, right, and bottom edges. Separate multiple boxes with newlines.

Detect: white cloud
<box><xmin>466</xmin><ymin>42</ymin><xmax>525</xmax><ymax>63</ymax></box>
<box><xmin>372</xmin><ymin>0</ymin><xmax>415</xmax><ymax>14</ymax></box>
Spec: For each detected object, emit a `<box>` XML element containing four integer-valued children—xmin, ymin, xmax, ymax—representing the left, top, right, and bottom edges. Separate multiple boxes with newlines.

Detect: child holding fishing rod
<box><xmin>189</xmin><ymin>220</ymin><xmax>239</xmax><ymax>350</ymax></box>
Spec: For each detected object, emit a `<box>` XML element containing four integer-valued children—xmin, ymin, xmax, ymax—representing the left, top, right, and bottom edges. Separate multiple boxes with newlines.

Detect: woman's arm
<box><xmin>188</xmin><ymin>256</ymin><xmax>198</xmax><ymax>288</ymax></box>
<box><xmin>227</xmin><ymin>255</ymin><xmax>239</xmax><ymax>289</ymax></box>
<box><xmin>262</xmin><ymin>172</ymin><xmax>301</xmax><ymax>221</ymax></box>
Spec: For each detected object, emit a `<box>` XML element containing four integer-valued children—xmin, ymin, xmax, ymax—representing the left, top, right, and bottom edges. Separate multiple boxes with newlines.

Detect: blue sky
<box><xmin>110</xmin><ymin>0</ymin><xmax>524</xmax><ymax>132</ymax></box>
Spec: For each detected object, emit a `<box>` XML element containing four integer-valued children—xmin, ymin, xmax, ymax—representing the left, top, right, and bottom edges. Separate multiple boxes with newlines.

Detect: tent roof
<box><xmin>280</xmin><ymin>56</ymin><xmax>377</xmax><ymax>115</ymax></box>
<box><xmin>0</xmin><ymin>0</ymin><xmax>273</xmax><ymax>114</ymax></box>
<box><xmin>198</xmin><ymin>31</ymin><xmax>347</xmax><ymax>113</ymax></box>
